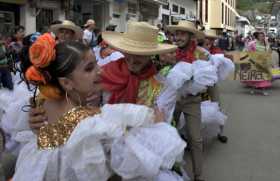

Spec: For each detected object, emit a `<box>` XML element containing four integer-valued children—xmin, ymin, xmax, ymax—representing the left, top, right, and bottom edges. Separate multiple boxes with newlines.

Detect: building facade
<box><xmin>67</xmin><ymin>0</ymin><xmax>168</xmax><ymax>32</ymax></box>
<box><xmin>0</xmin><ymin>0</ymin><xmax>65</xmax><ymax>36</ymax></box>
<box><xmin>158</xmin><ymin>0</ymin><xmax>197</xmax><ymax>26</ymax></box>
<box><xmin>197</xmin><ymin>0</ymin><xmax>238</xmax><ymax>34</ymax></box>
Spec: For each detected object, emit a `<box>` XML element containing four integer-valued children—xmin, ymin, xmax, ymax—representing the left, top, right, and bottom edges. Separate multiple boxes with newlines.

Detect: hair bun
<box><xmin>29</xmin><ymin>33</ymin><xmax>56</xmax><ymax>68</ymax></box>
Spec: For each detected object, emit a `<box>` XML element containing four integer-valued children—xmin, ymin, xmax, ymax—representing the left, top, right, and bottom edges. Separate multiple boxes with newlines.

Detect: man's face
<box><xmin>203</xmin><ymin>38</ymin><xmax>215</xmax><ymax>50</ymax></box>
<box><xmin>258</xmin><ymin>33</ymin><xmax>265</xmax><ymax>42</ymax></box>
<box><xmin>57</xmin><ymin>28</ymin><xmax>75</xmax><ymax>42</ymax></box>
<box><xmin>16</xmin><ymin>28</ymin><xmax>25</xmax><ymax>40</ymax></box>
<box><xmin>175</xmin><ymin>30</ymin><xmax>192</xmax><ymax>48</ymax></box>
<box><xmin>124</xmin><ymin>54</ymin><xmax>151</xmax><ymax>74</ymax></box>
<box><xmin>90</xmin><ymin>23</ymin><xmax>96</xmax><ymax>30</ymax></box>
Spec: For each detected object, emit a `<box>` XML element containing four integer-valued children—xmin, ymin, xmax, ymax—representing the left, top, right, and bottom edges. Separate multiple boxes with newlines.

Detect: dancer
<box><xmin>13</xmin><ymin>33</ymin><xmax>186</xmax><ymax>181</ymax></box>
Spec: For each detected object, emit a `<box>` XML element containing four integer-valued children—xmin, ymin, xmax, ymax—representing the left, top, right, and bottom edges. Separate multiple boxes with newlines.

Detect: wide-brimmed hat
<box><xmin>167</xmin><ymin>21</ymin><xmax>201</xmax><ymax>37</ymax></box>
<box><xmin>50</xmin><ymin>20</ymin><xmax>82</xmax><ymax>39</ymax></box>
<box><xmin>84</xmin><ymin>19</ymin><xmax>95</xmax><ymax>27</ymax></box>
<box><xmin>204</xmin><ymin>29</ymin><xmax>219</xmax><ymax>39</ymax></box>
<box><xmin>102</xmin><ymin>21</ymin><xmax>177</xmax><ymax>56</ymax></box>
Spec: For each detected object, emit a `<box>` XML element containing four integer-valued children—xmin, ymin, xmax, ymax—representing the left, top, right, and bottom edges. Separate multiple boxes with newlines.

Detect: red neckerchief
<box><xmin>210</xmin><ymin>46</ymin><xmax>224</xmax><ymax>54</ymax></box>
<box><xmin>101</xmin><ymin>59</ymin><xmax>157</xmax><ymax>104</ymax></box>
<box><xmin>176</xmin><ymin>40</ymin><xmax>196</xmax><ymax>63</ymax></box>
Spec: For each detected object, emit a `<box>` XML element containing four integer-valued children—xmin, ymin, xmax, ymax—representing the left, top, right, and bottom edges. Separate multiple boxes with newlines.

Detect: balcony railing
<box><xmin>143</xmin><ymin>0</ymin><xmax>168</xmax><ymax>5</ymax></box>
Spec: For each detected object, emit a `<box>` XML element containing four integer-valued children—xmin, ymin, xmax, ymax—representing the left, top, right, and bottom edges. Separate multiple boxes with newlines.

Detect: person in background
<box><xmin>93</xmin><ymin>25</ymin><xmax>124</xmax><ymax>67</ymax></box>
<box><xmin>83</xmin><ymin>19</ymin><xmax>97</xmax><ymax>48</ymax></box>
<box><xmin>8</xmin><ymin>26</ymin><xmax>25</xmax><ymax>63</ymax></box>
<box><xmin>246</xmin><ymin>32</ymin><xmax>269</xmax><ymax>52</ymax></box>
<box><xmin>166</xmin><ymin>31</ymin><xmax>176</xmax><ymax>43</ymax></box>
<box><xmin>218</xmin><ymin>30</ymin><xmax>230</xmax><ymax>51</ymax></box>
<box><xmin>50</xmin><ymin>20</ymin><xmax>82</xmax><ymax>42</ymax></box>
<box><xmin>157</xmin><ymin>24</ymin><xmax>167</xmax><ymax>43</ymax></box>
<box><xmin>0</xmin><ymin>34</ymin><xmax>13</xmax><ymax>90</ymax></box>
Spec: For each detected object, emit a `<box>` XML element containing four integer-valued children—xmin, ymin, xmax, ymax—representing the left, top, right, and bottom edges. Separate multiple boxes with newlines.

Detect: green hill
<box><xmin>237</xmin><ymin>0</ymin><xmax>274</xmax><ymax>13</ymax></box>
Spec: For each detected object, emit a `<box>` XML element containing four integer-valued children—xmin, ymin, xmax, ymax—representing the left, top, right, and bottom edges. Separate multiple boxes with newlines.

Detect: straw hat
<box><xmin>102</xmin><ymin>21</ymin><xmax>177</xmax><ymax>56</ymax></box>
<box><xmin>167</xmin><ymin>21</ymin><xmax>201</xmax><ymax>37</ymax></box>
<box><xmin>204</xmin><ymin>29</ymin><xmax>219</xmax><ymax>39</ymax></box>
<box><xmin>50</xmin><ymin>20</ymin><xmax>82</xmax><ymax>38</ymax></box>
<box><xmin>84</xmin><ymin>19</ymin><xmax>96</xmax><ymax>27</ymax></box>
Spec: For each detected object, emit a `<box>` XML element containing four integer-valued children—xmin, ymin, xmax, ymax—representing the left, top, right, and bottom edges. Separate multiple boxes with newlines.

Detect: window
<box><xmin>128</xmin><ymin>2</ymin><xmax>137</xmax><ymax>14</ymax></box>
<box><xmin>205</xmin><ymin>0</ymin><xmax>208</xmax><ymax>22</ymax></box>
<box><xmin>222</xmin><ymin>3</ymin><xmax>224</xmax><ymax>24</ymax></box>
<box><xmin>163</xmin><ymin>3</ymin><xmax>169</xmax><ymax>10</ymax></box>
<box><xmin>200</xmin><ymin>0</ymin><xmax>203</xmax><ymax>22</ymax></box>
<box><xmin>180</xmin><ymin>7</ymin><xmax>185</xmax><ymax>14</ymax></box>
<box><xmin>162</xmin><ymin>14</ymin><xmax>170</xmax><ymax>25</ymax></box>
<box><xmin>225</xmin><ymin>7</ymin><xmax>228</xmax><ymax>25</ymax></box>
<box><xmin>36</xmin><ymin>9</ymin><xmax>53</xmax><ymax>33</ymax></box>
<box><xmin>172</xmin><ymin>4</ymin><xmax>179</xmax><ymax>13</ymax></box>
<box><xmin>227</xmin><ymin>8</ymin><xmax>230</xmax><ymax>25</ymax></box>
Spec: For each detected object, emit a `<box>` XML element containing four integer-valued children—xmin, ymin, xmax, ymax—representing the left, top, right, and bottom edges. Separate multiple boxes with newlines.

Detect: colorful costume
<box><xmin>13</xmin><ymin>103</ymin><xmax>186</xmax><ymax>181</ymax></box>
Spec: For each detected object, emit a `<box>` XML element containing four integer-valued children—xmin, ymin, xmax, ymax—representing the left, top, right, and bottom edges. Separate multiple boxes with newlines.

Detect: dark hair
<box><xmin>197</xmin><ymin>39</ymin><xmax>204</xmax><ymax>47</ymax></box>
<box><xmin>21</xmin><ymin>41</ymin><xmax>90</xmax><ymax>94</ymax></box>
<box><xmin>97</xmin><ymin>34</ymin><xmax>103</xmax><ymax>45</ymax></box>
<box><xmin>20</xmin><ymin>34</ymin><xmax>34</xmax><ymax>79</ymax></box>
<box><xmin>11</xmin><ymin>25</ymin><xmax>25</xmax><ymax>41</ymax></box>
<box><xmin>253</xmin><ymin>32</ymin><xmax>259</xmax><ymax>39</ymax></box>
<box><xmin>14</xmin><ymin>25</ymin><xmax>25</xmax><ymax>34</ymax></box>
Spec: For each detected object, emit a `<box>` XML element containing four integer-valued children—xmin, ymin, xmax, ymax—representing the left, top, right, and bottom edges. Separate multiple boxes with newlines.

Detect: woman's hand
<box><xmin>29</xmin><ymin>107</ymin><xmax>48</xmax><ymax>134</ymax></box>
<box><xmin>153</xmin><ymin>107</ymin><xmax>165</xmax><ymax>123</ymax></box>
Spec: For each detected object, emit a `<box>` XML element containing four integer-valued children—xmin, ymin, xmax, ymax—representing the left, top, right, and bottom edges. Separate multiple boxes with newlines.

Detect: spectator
<box><xmin>8</xmin><ymin>26</ymin><xmax>25</xmax><ymax>62</ymax></box>
<box><xmin>218</xmin><ymin>31</ymin><xmax>230</xmax><ymax>51</ymax></box>
<box><xmin>236</xmin><ymin>34</ymin><xmax>245</xmax><ymax>51</ymax></box>
<box><xmin>50</xmin><ymin>20</ymin><xmax>82</xmax><ymax>42</ymax></box>
<box><xmin>0</xmin><ymin>34</ymin><xmax>13</xmax><ymax>90</ymax></box>
<box><xmin>83</xmin><ymin>19</ymin><xmax>97</xmax><ymax>48</ymax></box>
<box><xmin>157</xmin><ymin>24</ymin><xmax>167</xmax><ymax>43</ymax></box>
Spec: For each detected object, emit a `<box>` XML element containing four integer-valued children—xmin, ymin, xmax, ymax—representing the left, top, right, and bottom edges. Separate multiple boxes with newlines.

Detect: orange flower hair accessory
<box><xmin>25</xmin><ymin>66</ymin><xmax>46</xmax><ymax>84</ymax></box>
<box><xmin>29</xmin><ymin>33</ymin><xmax>56</xmax><ymax>68</ymax></box>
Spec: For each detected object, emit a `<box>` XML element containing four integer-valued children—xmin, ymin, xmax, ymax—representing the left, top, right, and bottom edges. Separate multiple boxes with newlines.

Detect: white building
<box><xmin>158</xmin><ymin>0</ymin><xmax>197</xmax><ymax>26</ymax></box>
<box><xmin>0</xmin><ymin>0</ymin><xmax>65</xmax><ymax>36</ymax></box>
<box><xmin>71</xmin><ymin>0</ymin><xmax>168</xmax><ymax>32</ymax></box>
<box><xmin>0</xmin><ymin>0</ymin><xmax>168</xmax><ymax>36</ymax></box>
<box><xmin>236</xmin><ymin>16</ymin><xmax>255</xmax><ymax>36</ymax></box>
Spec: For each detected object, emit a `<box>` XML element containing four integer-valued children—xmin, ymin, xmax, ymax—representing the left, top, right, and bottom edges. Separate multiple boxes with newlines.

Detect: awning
<box><xmin>237</xmin><ymin>16</ymin><xmax>251</xmax><ymax>25</ymax></box>
<box><xmin>0</xmin><ymin>0</ymin><xmax>26</xmax><ymax>4</ymax></box>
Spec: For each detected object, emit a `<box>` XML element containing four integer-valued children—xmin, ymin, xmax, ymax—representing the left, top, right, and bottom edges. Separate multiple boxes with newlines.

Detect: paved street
<box><xmin>203</xmin><ymin>80</ymin><xmax>280</xmax><ymax>181</ymax></box>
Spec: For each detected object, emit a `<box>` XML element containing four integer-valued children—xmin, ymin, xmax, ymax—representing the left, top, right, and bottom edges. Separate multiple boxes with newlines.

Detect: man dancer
<box><xmin>167</xmin><ymin>20</ymin><xmax>205</xmax><ymax>181</ymax></box>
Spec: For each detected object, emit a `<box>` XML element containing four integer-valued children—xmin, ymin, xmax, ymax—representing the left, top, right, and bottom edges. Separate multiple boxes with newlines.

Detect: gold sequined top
<box><xmin>38</xmin><ymin>106</ymin><xmax>100</xmax><ymax>150</ymax></box>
